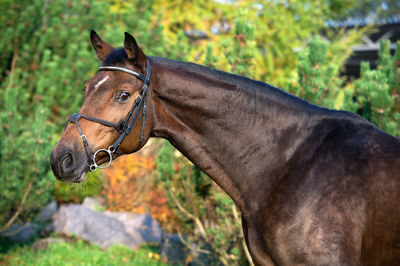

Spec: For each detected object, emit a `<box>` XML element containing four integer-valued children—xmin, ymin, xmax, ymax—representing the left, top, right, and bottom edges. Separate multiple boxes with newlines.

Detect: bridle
<box><xmin>67</xmin><ymin>60</ymin><xmax>151</xmax><ymax>172</ymax></box>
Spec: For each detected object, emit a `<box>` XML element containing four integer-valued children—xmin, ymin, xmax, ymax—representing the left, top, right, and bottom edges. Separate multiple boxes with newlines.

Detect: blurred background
<box><xmin>0</xmin><ymin>0</ymin><xmax>399</xmax><ymax>265</ymax></box>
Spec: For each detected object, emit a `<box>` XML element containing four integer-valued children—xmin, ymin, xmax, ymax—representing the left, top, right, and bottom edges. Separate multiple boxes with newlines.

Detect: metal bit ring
<box><xmin>91</xmin><ymin>148</ymin><xmax>113</xmax><ymax>171</ymax></box>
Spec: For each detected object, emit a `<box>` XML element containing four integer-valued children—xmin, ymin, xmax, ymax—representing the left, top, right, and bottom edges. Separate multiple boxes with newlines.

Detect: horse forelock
<box><xmin>103</xmin><ymin>48</ymin><xmax>128</xmax><ymax>66</ymax></box>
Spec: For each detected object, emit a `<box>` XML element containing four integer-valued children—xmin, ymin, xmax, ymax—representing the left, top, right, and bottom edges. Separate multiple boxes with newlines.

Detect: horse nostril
<box><xmin>61</xmin><ymin>153</ymin><xmax>75</xmax><ymax>174</ymax></box>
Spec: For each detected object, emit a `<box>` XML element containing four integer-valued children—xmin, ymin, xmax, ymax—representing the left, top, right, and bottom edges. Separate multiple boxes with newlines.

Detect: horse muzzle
<box><xmin>50</xmin><ymin>146</ymin><xmax>88</xmax><ymax>183</ymax></box>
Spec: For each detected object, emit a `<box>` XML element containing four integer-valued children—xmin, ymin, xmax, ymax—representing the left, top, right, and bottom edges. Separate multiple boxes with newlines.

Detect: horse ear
<box><xmin>90</xmin><ymin>30</ymin><xmax>114</xmax><ymax>61</ymax></box>
<box><xmin>124</xmin><ymin>32</ymin><xmax>145</xmax><ymax>66</ymax></box>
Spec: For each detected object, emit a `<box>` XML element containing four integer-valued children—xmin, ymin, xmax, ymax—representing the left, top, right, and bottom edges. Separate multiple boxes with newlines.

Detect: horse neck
<box><xmin>149</xmin><ymin>57</ymin><xmax>317</xmax><ymax>215</ymax></box>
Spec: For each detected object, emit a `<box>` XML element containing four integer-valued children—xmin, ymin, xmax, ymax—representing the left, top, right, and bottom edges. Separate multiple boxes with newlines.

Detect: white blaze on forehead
<box><xmin>94</xmin><ymin>75</ymin><xmax>109</xmax><ymax>89</ymax></box>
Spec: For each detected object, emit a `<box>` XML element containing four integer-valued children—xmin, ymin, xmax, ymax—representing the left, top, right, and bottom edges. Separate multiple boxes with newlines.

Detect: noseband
<box><xmin>67</xmin><ymin>60</ymin><xmax>151</xmax><ymax>172</ymax></box>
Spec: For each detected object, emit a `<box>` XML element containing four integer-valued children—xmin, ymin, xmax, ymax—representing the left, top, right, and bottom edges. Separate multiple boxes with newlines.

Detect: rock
<box><xmin>32</xmin><ymin>237</ymin><xmax>65</xmax><ymax>251</ymax></box>
<box><xmin>0</xmin><ymin>222</ymin><xmax>41</xmax><ymax>243</ymax></box>
<box><xmin>160</xmin><ymin>233</ymin><xmax>187</xmax><ymax>264</ymax></box>
<box><xmin>54</xmin><ymin>204</ymin><xmax>136</xmax><ymax>249</ymax></box>
<box><xmin>53</xmin><ymin>204</ymin><xmax>162</xmax><ymax>249</ymax></box>
<box><xmin>40</xmin><ymin>223</ymin><xmax>55</xmax><ymax>238</ymax></box>
<box><xmin>82</xmin><ymin>197</ymin><xmax>104</xmax><ymax>211</ymax></box>
<box><xmin>159</xmin><ymin>233</ymin><xmax>215</xmax><ymax>265</ymax></box>
<box><xmin>38</xmin><ymin>200</ymin><xmax>58</xmax><ymax>223</ymax></box>
<box><xmin>104</xmin><ymin>212</ymin><xmax>162</xmax><ymax>244</ymax></box>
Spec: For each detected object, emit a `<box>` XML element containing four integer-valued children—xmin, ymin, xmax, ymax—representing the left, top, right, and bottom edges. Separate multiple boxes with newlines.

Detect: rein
<box><xmin>67</xmin><ymin>60</ymin><xmax>151</xmax><ymax>172</ymax></box>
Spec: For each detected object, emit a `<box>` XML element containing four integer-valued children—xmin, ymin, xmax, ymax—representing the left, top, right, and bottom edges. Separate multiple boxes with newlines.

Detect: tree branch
<box><xmin>1</xmin><ymin>182</ymin><xmax>32</xmax><ymax>232</ymax></box>
<box><xmin>169</xmin><ymin>189</ymin><xmax>208</xmax><ymax>240</ymax></box>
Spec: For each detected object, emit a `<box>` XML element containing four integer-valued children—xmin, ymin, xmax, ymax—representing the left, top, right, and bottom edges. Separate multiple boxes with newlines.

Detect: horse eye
<box><xmin>116</xmin><ymin>91</ymin><xmax>130</xmax><ymax>101</ymax></box>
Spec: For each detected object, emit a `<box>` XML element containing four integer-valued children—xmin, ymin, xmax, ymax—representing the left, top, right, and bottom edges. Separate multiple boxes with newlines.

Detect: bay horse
<box><xmin>50</xmin><ymin>30</ymin><xmax>400</xmax><ymax>265</ymax></box>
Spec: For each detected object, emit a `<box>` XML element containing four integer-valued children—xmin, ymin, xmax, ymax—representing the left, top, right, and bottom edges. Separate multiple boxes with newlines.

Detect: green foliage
<box><xmin>155</xmin><ymin>0</ymin><xmax>368</xmax><ymax>87</ymax></box>
<box><xmin>0</xmin><ymin>74</ymin><xmax>54</xmax><ymax>227</ymax></box>
<box><xmin>0</xmin><ymin>0</ymin><xmax>107</xmax><ymax>229</ymax></box>
<box><xmin>347</xmin><ymin>40</ymin><xmax>400</xmax><ymax>136</ymax></box>
<box><xmin>289</xmin><ymin>38</ymin><xmax>343</xmax><ymax>108</ymax></box>
<box><xmin>290</xmin><ymin>38</ymin><xmax>400</xmax><ymax>137</ymax></box>
<box><xmin>0</xmin><ymin>0</ymin><xmax>107</xmax><ymax>123</ymax></box>
<box><xmin>222</xmin><ymin>17</ymin><xmax>256</xmax><ymax>77</ymax></box>
<box><xmin>53</xmin><ymin>172</ymin><xmax>103</xmax><ymax>204</ymax></box>
<box><xmin>4</xmin><ymin>241</ymin><xmax>166</xmax><ymax>266</ymax></box>
<box><xmin>205</xmin><ymin>16</ymin><xmax>255</xmax><ymax>75</ymax></box>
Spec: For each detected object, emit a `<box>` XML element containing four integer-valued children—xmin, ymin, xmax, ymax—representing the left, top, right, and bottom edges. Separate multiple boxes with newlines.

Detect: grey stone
<box><xmin>53</xmin><ymin>204</ymin><xmax>162</xmax><ymax>249</ymax></box>
<box><xmin>0</xmin><ymin>222</ymin><xmax>41</xmax><ymax>243</ymax></box>
<box><xmin>104</xmin><ymin>212</ymin><xmax>162</xmax><ymax>244</ymax></box>
<box><xmin>160</xmin><ymin>233</ymin><xmax>187</xmax><ymax>264</ymax></box>
<box><xmin>159</xmin><ymin>233</ymin><xmax>215</xmax><ymax>265</ymax></box>
<box><xmin>81</xmin><ymin>197</ymin><xmax>104</xmax><ymax>211</ymax></box>
<box><xmin>38</xmin><ymin>200</ymin><xmax>58</xmax><ymax>223</ymax></box>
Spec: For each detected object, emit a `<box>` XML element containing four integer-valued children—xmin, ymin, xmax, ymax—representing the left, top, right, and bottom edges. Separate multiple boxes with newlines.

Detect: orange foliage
<box><xmin>103</xmin><ymin>153</ymin><xmax>175</xmax><ymax>224</ymax></box>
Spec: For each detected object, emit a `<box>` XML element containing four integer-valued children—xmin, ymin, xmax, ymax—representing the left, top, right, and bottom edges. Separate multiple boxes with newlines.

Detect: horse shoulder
<box><xmin>248</xmin><ymin>115</ymin><xmax>400</xmax><ymax>265</ymax></box>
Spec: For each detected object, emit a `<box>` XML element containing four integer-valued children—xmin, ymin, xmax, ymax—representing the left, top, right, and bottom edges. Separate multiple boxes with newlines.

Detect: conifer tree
<box><xmin>290</xmin><ymin>38</ymin><xmax>399</xmax><ymax>137</ymax></box>
<box><xmin>0</xmin><ymin>0</ymin><xmax>108</xmax><ymax>229</ymax></box>
<box><xmin>0</xmin><ymin>0</ymin><xmax>165</xmax><ymax>228</ymax></box>
<box><xmin>288</xmin><ymin>38</ymin><xmax>343</xmax><ymax>108</ymax></box>
<box><xmin>348</xmin><ymin>41</ymin><xmax>400</xmax><ymax>136</ymax></box>
<box><xmin>0</xmin><ymin>72</ymin><xmax>54</xmax><ymax>228</ymax></box>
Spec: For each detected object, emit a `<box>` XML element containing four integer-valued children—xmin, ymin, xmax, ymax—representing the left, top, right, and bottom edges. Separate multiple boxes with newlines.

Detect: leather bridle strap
<box><xmin>98</xmin><ymin>65</ymin><xmax>147</xmax><ymax>82</ymax></box>
<box><xmin>67</xmin><ymin>60</ymin><xmax>151</xmax><ymax>172</ymax></box>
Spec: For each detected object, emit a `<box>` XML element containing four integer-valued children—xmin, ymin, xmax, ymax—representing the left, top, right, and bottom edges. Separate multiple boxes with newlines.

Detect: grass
<box><xmin>1</xmin><ymin>239</ymin><xmax>169</xmax><ymax>266</ymax></box>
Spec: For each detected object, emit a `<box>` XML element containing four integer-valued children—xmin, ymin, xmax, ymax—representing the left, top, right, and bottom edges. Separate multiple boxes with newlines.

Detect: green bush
<box><xmin>0</xmin><ymin>80</ymin><xmax>54</xmax><ymax>228</ymax></box>
<box><xmin>288</xmin><ymin>38</ymin><xmax>343</xmax><ymax>108</ymax></box>
<box><xmin>0</xmin><ymin>0</ymin><xmax>107</xmax><ymax>230</ymax></box>
<box><xmin>348</xmin><ymin>40</ymin><xmax>400</xmax><ymax>136</ymax></box>
<box><xmin>291</xmin><ymin>38</ymin><xmax>400</xmax><ymax>137</ymax></box>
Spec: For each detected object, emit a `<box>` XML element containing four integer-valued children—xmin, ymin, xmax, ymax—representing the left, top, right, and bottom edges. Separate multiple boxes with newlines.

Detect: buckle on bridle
<box><xmin>80</xmin><ymin>134</ymin><xmax>87</xmax><ymax>142</ymax></box>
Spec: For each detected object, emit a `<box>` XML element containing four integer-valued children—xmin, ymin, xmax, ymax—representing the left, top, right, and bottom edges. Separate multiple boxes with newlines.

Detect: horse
<box><xmin>50</xmin><ymin>30</ymin><xmax>400</xmax><ymax>265</ymax></box>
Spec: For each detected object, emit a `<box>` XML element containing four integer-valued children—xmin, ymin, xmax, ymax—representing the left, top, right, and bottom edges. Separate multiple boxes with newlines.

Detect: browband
<box><xmin>98</xmin><ymin>65</ymin><xmax>147</xmax><ymax>83</ymax></box>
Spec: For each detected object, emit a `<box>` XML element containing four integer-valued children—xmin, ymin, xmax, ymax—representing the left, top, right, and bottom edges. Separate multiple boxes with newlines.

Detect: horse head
<box><xmin>50</xmin><ymin>30</ymin><xmax>153</xmax><ymax>182</ymax></box>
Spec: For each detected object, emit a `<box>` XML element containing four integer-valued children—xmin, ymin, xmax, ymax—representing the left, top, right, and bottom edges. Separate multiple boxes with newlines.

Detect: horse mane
<box><xmin>152</xmin><ymin>56</ymin><xmax>332</xmax><ymax>114</ymax></box>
